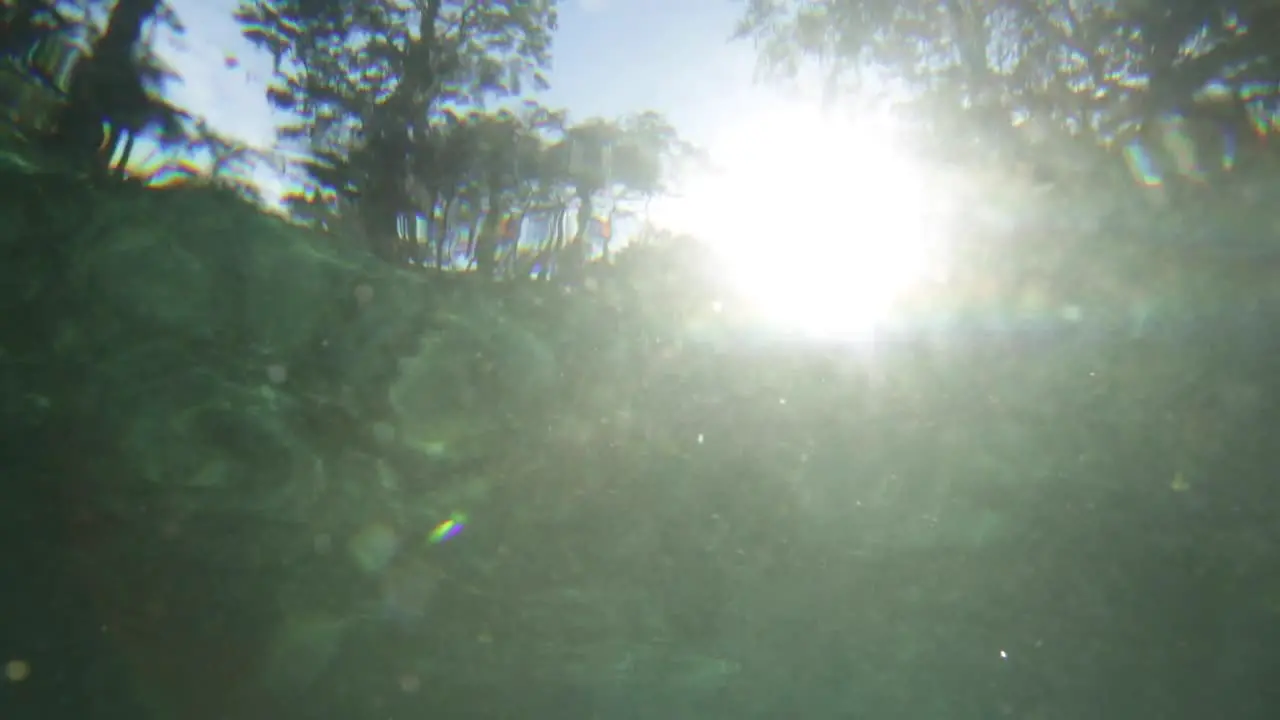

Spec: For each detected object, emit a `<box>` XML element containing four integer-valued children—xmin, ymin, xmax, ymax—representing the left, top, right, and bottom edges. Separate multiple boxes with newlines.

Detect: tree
<box><xmin>543</xmin><ymin>111</ymin><xmax>694</xmax><ymax>276</ymax></box>
<box><xmin>55</xmin><ymin>0</ymin><xmax>187</xmax><ymax>173</ymax></box>
<box><xmin>236</xmin><ymin>0</ymin><xmax>559</xmax><ymax>261</ymax></box>
<box><xmin>2</xmin><ymin>0</ymin><xmax>189</xmax><ymax>175</ymax></box>
<box><xmin>1</xmin><ymin>0</ymin><xmax>70</xmax><ymax>60</ymax></box>
<box><xmin>735</xmin><ymin>0</ymin><xmax>1280</xmax><ymax>188</ymax></box>
<box><xmin>462</xmin><ymin>104</ymin><xmax>567</xmax><ymax>277</ymax></box>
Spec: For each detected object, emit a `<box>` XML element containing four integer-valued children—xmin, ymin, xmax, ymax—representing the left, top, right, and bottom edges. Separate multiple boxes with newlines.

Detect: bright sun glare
<box><xmin>660</xmin><ymin>105</ymin><xmax>948</xmax><ymax>341</ymax></box>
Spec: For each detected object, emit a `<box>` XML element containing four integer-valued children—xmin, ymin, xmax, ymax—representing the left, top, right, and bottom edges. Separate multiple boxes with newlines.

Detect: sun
<box><xmin>657</xmin><ymin>104</ymin><xmax>949</xmax><ymax>341</ymax></box>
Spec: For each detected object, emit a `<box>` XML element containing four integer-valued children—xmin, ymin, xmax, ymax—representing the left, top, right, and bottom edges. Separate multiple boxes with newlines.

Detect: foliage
<box><xmin>235</xmin><ymin>0</ymin><xmax>558</xmax><ymax>260</ymax></box>
<box><xmin>235</xmin><ymin>0</ymin><xmax>696</xmax><ymax>271</ymax></box>
<box><xmin>2</xmin><ymin>0</ymin><xmax>697</xmax><ymax>276</ymax></box>
<box><xmin>1</xmin><ymin>0</ymin><xmax>196</xmax><ymax>176</ymax></box>
<box><xmin>736</xmin><ymin>0</ymin><xmax>1280</xmax><ymax>188</ymax></box>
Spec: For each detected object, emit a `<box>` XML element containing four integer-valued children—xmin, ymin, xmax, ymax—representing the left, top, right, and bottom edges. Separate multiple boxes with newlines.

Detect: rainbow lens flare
<box><xmin>428</xmin><ymin>512</ymin><xmax>467</xmax><ymax>544</ymax></box>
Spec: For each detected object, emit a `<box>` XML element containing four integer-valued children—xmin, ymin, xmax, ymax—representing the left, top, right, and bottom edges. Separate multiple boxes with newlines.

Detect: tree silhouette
<box><xmin>3</xmin><ymin>0</ymin><xmax>189</xmax><ymax>175</ymax></box>
<box><xmin>236</xmin><ymin>0</ymin><xmax>694</xmax><ymax>277</ymax></box>
<box><xmin>55</xmin><ymin>0</ymin><xmax>187</xmax><ymax>174</ymax></box>
<box><xmin>5</xmin><ymin>0</ymin><xmax>694</xmax><ymax>276</ymax></box>
<box><xmin>236</xmin><ymin>0</ymin><xmax>558</xmax><ymax>260</ymax></box>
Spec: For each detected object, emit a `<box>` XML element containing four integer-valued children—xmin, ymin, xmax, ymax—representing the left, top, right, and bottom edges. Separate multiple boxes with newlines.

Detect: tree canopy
<box><xmin>736</xmin><ymin>0</ymin><xmax>1280</xmax><ymax>191</ymax></box>
<box><xmin>231</xmin><ymin>0</ymin><xmax>695</xmax><ymax>270</ymax></box>
<box><xmin>1</xmin><ymin>0</ymin><xmax>697</xmax><ymax>276</ymax></box>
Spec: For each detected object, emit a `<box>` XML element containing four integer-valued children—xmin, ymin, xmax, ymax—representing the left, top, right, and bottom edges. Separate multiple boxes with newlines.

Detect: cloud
<box><xmin>577</xmin><ymin>0</ymin><xmax>610</xmax><ymax>12</ymax></box>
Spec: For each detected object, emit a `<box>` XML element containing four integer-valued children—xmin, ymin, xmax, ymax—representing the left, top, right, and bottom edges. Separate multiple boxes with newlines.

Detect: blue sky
<box><xmin>540</xmin><ymin>0</ymin><xmax>771</xmax><ymax>141</ymax></box>
<box><xmin>160</xmin><ymin>0</ymin><xmax>782</xmax><ymax>160</ymax></box>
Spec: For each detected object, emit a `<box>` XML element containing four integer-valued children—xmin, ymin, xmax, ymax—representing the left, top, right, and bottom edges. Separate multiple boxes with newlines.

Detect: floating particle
<box><xmin>428</xmin><ymin>512</ymin><xmax>467</xmax><ymax>544</ymax></box>
<box><xmin>371</xmin><ymin>422</ymin><xmax>396</xmax><ymax>447</ymax></box>
<box><xmin>398</xmin><ymin>673</ymin><xmax>420</xmax><ymax>693</ymax></box>
<box><xmin>1171</xmin><ymin>471</ymin><xmax>1191</xmax><ymax>493</ymax></box>
<box><xmin>1123</xmin><ymin>141</ymin><xmax>1162</xmax><ymax>187</ymax></box>
<box><xmin>1156</xmin><ymin>114</ymin><xmax>1203</xmax><ymax>180</ymax></box>
<box><xmin>421</xmin><ymin>440</ymin><xmax>449</xmax><ymax>458</ymax></box>
<box><xmin>266</xmin><ymin>363</ymin><xmax>288</xmax><ymax>384</ymax></box>
<box><xmin>5</xmin><ymin>659</ymin><xmax>30</xmax><ymax>682</ymax></box>
<box><xmin>378</xmin><ymin>557</ymin><xmax>442</xmax><ymax>622</ymax></box>
<box><xmin>349</xmin><ymin>522</ymin><xmax>400</xmax><ymax>572</ymax></box>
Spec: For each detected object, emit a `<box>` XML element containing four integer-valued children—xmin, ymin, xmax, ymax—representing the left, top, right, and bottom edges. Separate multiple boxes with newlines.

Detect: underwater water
<box><xmin>4</xmin><ymin>2</ymin><xmax>1280</xmax><ymax>719</ymax></box>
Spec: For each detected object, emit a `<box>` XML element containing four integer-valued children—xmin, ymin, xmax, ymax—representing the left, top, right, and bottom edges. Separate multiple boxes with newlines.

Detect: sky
<box><xmin>538</xmin><ymin>0</ymin><xmax>776</xmax><ymax>141</ymax></box>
